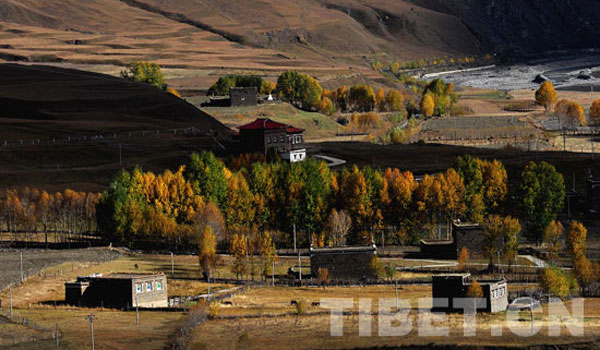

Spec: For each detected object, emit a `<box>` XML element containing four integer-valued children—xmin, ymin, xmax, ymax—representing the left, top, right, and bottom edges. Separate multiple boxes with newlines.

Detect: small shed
<box><xmin>309</xmin><ymin>245</ymin><xmax>377</xmax><ymax>282</ymax></box>
<box><xmin>65</xmin><ymin>273</ymin><xmax>168</xmax><ymax>308</ymax></box>
<box><xmin>230</xmin><ymin>87</ymin><xmax>257</xmax><ymax>107</ymax></box>
<box><xmin>420</xmin><ymin>220</ymin><xmax>487</xmax><ymax>259</ymax></box>
<box><xmin>432</xmin><ymin>273</ymin><xmax>508</xmax><ymax>313</ymax></box>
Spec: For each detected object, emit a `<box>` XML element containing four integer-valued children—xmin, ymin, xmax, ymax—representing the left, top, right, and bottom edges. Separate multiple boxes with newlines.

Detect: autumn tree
<box><xmin>502</xmin><ymin>216</ymin><xmax>521</xmax><ymax>269</ymax></box>
<box><xmin>198</xmin><ymin>225</ymin><xmax>217</xmax><ymax>278</ymax></box>
<box><xmin>458</xmin><ymin>247</ymin><xmax>470</xmax><ymax>271</ymax></box>
<box><xmin>483</xmin><ymin>215</ymin><xmax>503</xmax><ymax>268</ymax></box>
<box><xmin>518</xmin><ymin>161</ymin><xmax>565</xmax><ymax>244</ymax></box>
<box><xmin>589</xmin><ymin>100</ymin><xmax>600</xmax><ymax>128</ymax></box>
<box><xmin>348</xmin><ymin>85</ymin><xmax>376</xmax><ymax>112</ymax></box>
<box><xmin>420</xmin><ymin>93</ymin><xmax>434</xmax><ymax>117</ymax></box>
<box><xmin>317</xmin><ymin>267</ymin><xmax>330</xmax><ymax>289</ymax></box>
<box><xmin>120</xmin><ymin>61</ymin><xmax>167</xmax><ymax>90</ymax></box>
<box><xmin>327</xmin><ymin>209</ymin><xmax>352</xmax><ymax>246</ymax></box>
<box><xmin>258</xmin><ymin>231</ymin><xmax>277</xmax><ymax>280</ymax></box>
<box><xmin>539</xmin><ymin>267</ymin><xmax>577</xmax><ymax>299</ymax></box>
<box><xmin>230</xmin><ymin>233</ymin><xmax>248</xmax><ymax>280</ymax></box>
<box><xmin>555</xmin><ymin>99</ymin><xmax>586</xmax><ymax>129</ymax></box>
<box><xmin>478</xmin><ymin>159</ymin><xmax>508</xmax><ymax>213</ymax></box>
<box><xmin>535</xmin><ymin>81</ymin><xmax>557</xmax><ymax>110</ymax></box>
<box><xmin>276</xmin><ymin>71</ymin><xmax>323</xmax><ymax>110</ymax></box>
<box><xmin>318</xmin><ymin>96</ymin><xmax>335</xmax><ymax>115</ymax></box>
<box><xmin>386</xmin><ymin>90</ymin><xmax>404</xmax><ymax>112</ymax></box>
<box><xmin>421</xmin><ymin>79</ymin><xmax>458</xmax><ymax>116</ymax></box>
<box><xmin>466</xmin><ymin>279</ymin><xmax>483</xmax><ymax>298</ymax></box>
<box><xmin>544</xmin><ymin>220</ymin><xmax>563</xmax><ymax>264</ymax></box>
<box><xmin>370</xmin><ymin>256</ymin><xmax>384</xmax><ymax>279</ymax></box>
<box><xmin>376</xmin><ymin>88</ymin><xmax>386</xmax><ymax>111</ymax></box>
<box><xmin>209</xmin><ymin>74</ymin><xmax>264</xmax><ymax>96</ymax></box>
<box><xmin>225</xmin><ymin>172</ymin><xmax>256</xmax><ymax>234</ymax></box>
<box><xmin>194</xmin><ymin>200</ymin><xmax>226</xmax><ymax>245</ymax></box>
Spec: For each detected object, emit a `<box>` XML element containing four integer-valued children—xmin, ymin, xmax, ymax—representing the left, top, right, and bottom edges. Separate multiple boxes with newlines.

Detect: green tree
<box><xmin>518</xmin><ymin>162</ymin><xmax>565</xmax><ymax>244</ymax></box>
<box><xmin>120</xmin><ymin>61</ymin><xmax>167</xmax><ymax>90</ymax></box>
<box><xmin>455</xmin><ymin>155</ymin><xmax>483</xmax><ymax>221</ymax></box>
<box><xmin>349</xmin><ymin>85</ymin><xmax>376</xmax><ymax>112</ymax></box>
<box><xmin>185</xmin><ymin>152</ymin><xmax>228</xmax><ymax>210</ymax></box>
<box><xmin>539</xmin><ymin>267</ymin><xmax>578</xmax><ymax>299</ymax></box>
<box><xmin>276</xmin><ymin>71</ymin><xmax>323</xmax><ymax>110</ymax></box>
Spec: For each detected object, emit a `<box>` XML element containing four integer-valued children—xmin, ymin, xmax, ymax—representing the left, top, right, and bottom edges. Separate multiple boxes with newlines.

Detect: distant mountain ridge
<box><xmin>0</xmin><ymin>0</ymin><xmax>598</xmax><ymax>71</ymax></box>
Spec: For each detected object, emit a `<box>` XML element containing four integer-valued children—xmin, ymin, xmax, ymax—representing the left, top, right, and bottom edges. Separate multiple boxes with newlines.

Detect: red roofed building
<box><xmin>238</xmin><ymin>118</ymin><xmax>306</xmax><ymax>162</ymax></box>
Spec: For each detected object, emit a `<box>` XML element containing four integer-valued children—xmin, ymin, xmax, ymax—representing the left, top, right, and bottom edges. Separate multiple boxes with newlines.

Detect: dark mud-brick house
<box><xmin>65</xmin><ymin>273</ymin><xmax>168</xmax><ymax>308</ymax></box>
<box><xmin>432</xmin><ymin>273</ymin><xmax>508</xmax><ymax>313</ymax></box>
<box><xmin>230</xmin><ymin>87</ymin><xmax>257</xmax><ymax>107</ymax></box>
<box><xmin>238</xmin><ymin>118</ymin><xmax>306</xmax><ymax>162</ymax></box>
<box><xmin>420</xmin><ymin>220</ymin><xmax>487</xmax><ymax>259</ymax></box>
<box><xmin>310</xmin><ymin>245</ymin><xmax>377</xmax><ymax>282</ymax></box>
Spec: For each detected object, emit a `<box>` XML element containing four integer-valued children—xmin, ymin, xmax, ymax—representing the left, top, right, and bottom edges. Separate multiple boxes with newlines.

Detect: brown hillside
<box><xmin>0</xmin><ymin>0</ymin><xmax>480</xmax><ymax>74</ymax></box>
<box><xmin>0</xmin><ymin>63</ymin><xmax>229</xmax><ymax>191</ymax></box>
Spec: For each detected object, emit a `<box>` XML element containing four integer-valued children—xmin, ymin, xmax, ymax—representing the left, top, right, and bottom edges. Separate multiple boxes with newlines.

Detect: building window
<box><xmin>296</xmin><ymin>136</ymin><xmax>301</xmax><ymax>143</ymax></box>
<box><xmin>266</xmin><ymin>136</ymin><xmax>271</xmax><ymax>144</ymax></box>
<box><xmin>136</xmin><ymin>284</ymin><xmax>143</xmax><ymax>294</ymax></box>
<box><xmin>146</xmin><ymin>282</ymin><xmax>153</xmax><ymax>292</ymax></box>
<box><xmin>279</xmin><ymin>136</ymin><xmax>284</xmax><ymax>143</ymax></box>
<box><xmin>156</xmin><ymin>281</ymin><xmax>163</xmax><ymax>290</ymax></box>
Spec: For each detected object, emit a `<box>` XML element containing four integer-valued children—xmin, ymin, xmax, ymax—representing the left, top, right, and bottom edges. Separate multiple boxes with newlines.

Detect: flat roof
<box><xmin>105</xmin><ymin>273</ymin><xmax>165</xmax><ymax>279</ymax></box>
<box><xmin>310</xmin><ymin>245</ymin><xmax>376</xmax><ymax>253</ymax></box>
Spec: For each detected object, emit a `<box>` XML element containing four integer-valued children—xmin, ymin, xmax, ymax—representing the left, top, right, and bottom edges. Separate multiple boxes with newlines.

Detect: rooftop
<box><xmin>310</xmin><ymin>245</ymin><xmax>377</xmax><ymax>253</ymax></box>
<box><xmin>74</xmin><ymin>273</ymin><xmax>165</xmax><ymax>281</ymax></box>
<box><xmin>238</xmin><ymin>118</ymin><xmax>304</xmax><ymax>133</ymax></box>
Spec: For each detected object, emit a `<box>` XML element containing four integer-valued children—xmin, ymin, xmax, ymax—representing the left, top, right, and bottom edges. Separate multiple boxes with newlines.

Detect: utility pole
<box><xmin>207</xmin><ymin>276</ymin><xmax>211</xmax><ymax>300</ymax></box>
<box><xmin>293</xmin><ymin>224</ymin><xmax>297</xmax><ymax>253</ymax></box>
<box><xmin>395</xmin><ymin>279</ymin><xmax>399</xmax><ymax>313</ymax></box>
<box><xmin>55</xmin><ymin>323</ymin><xmax>59</xmax><ymax>350</ymax></box>
<box><xmin>272</xmin><ymin>260</ymin><xmax>275</xmax><ymax>287</ymax></box>
<box><xmin>86</xmin><ymin>315</ymin><xmax>95</xmax><ymax>350</ymax></box>
<box><xmin>298</xmin><ymin>250</ymin><xmax>302</xmax><ymax>284</ymax></box>
<box><xmin>135</xmin><ymin>296</ymin><xmax>139</xmax><ymax>325</ymax></box>
<box><xmin>9</xmin><ymin>287</ymin><xmax>13</xmax><ymax>321</ymax></box>
<box><xmin>20</xmin><ymin>252</ymin><xmax>24</xmax><ymax>283</ymax></box>
<box><xmin>170</xmin><ymin>252</ymin><xmax>174</xmax><ymax>275</ymax></box>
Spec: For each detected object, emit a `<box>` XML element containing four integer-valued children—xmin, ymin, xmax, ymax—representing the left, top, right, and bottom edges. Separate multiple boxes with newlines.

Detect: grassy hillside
<box><xmin>199</xmin><ymin>102</ymin><xmax>346</xmax><ymax>140</ymax></box>
<box><xmin>0</xmin><ymin>64</ymin><xmax>230</xmax><ymax>192</ymax></box>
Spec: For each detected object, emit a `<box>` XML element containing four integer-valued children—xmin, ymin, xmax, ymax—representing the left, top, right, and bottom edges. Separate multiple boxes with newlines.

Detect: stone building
<box><xmin>420</xmin><ymin>220</ymin><xmax>487</xmax><ymax>259</ymax></box>
<box><xmin>238</xmin><ymin>118</ymin><xmax>306</xmax><ymax>162</ymax></box>
<box><xmin>65</xmin><ymin>273</ymin><xmax>168</xmax><ymax>308</ymax></box>
<box><xmin>230</xmin><ymin>87</ymin><xmax>257</xmax><ymax>107</ymax></box>
<box><xmin>309</xmin><ymin>245</ymin><xmax>377</xmax><ymax>282</ymax></box>
<box><xmin>432</xmin><ymin>273</ymin><xmax>508</xmax><ymax>313</ymax></box>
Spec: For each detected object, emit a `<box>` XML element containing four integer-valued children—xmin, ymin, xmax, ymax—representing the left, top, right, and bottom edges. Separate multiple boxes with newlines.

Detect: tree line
<box><xmin>94</xmin><ymin>152</ymin><xmax>565</xmax><ymax>255</ymax></box>
<box><xmin>0</xmin><ymin>188</ymin><xmax>99</xmax><ymax>245</ymax></box>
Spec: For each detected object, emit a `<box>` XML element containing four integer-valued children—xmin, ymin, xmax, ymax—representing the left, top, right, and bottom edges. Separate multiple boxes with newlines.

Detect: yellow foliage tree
<box><xmin>198</xmin><ymin>225</ymin><xmax>217</xmax><ymax>277</ymax></box>
<box><xmin>458</xmin><ymin>247</ymin><xmax>470</xmax><ymax>271</ymax></box>
<box><xmin>544</xmin><ymin>220</ymin><xmax>563</xmax><ymax>264</ymax></box>
<box><xmin>229</xmin><ymin>233</ymin><xmax>248</xmax><ymax>280</ymax></box>
<box><xmin>420</xmin><ymin>93</ymin><xmax>435</xmax><ymax>117</ymax></box>
<box><xmin>590</xmin><ymin>100</ymin><xmax>600</xmax><ymax>127</ymax></box>
<box><xmin>535</xmin><ymin>81</ymin><xmax>558</xmax><ymax>110</ymax></box>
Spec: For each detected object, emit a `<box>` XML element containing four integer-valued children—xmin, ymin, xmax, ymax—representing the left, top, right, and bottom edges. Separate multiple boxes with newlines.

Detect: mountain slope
<box><xmin>0</xmin><ymin>0</ymin><xmax>481</xmax><ymax>73</ymax></box>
